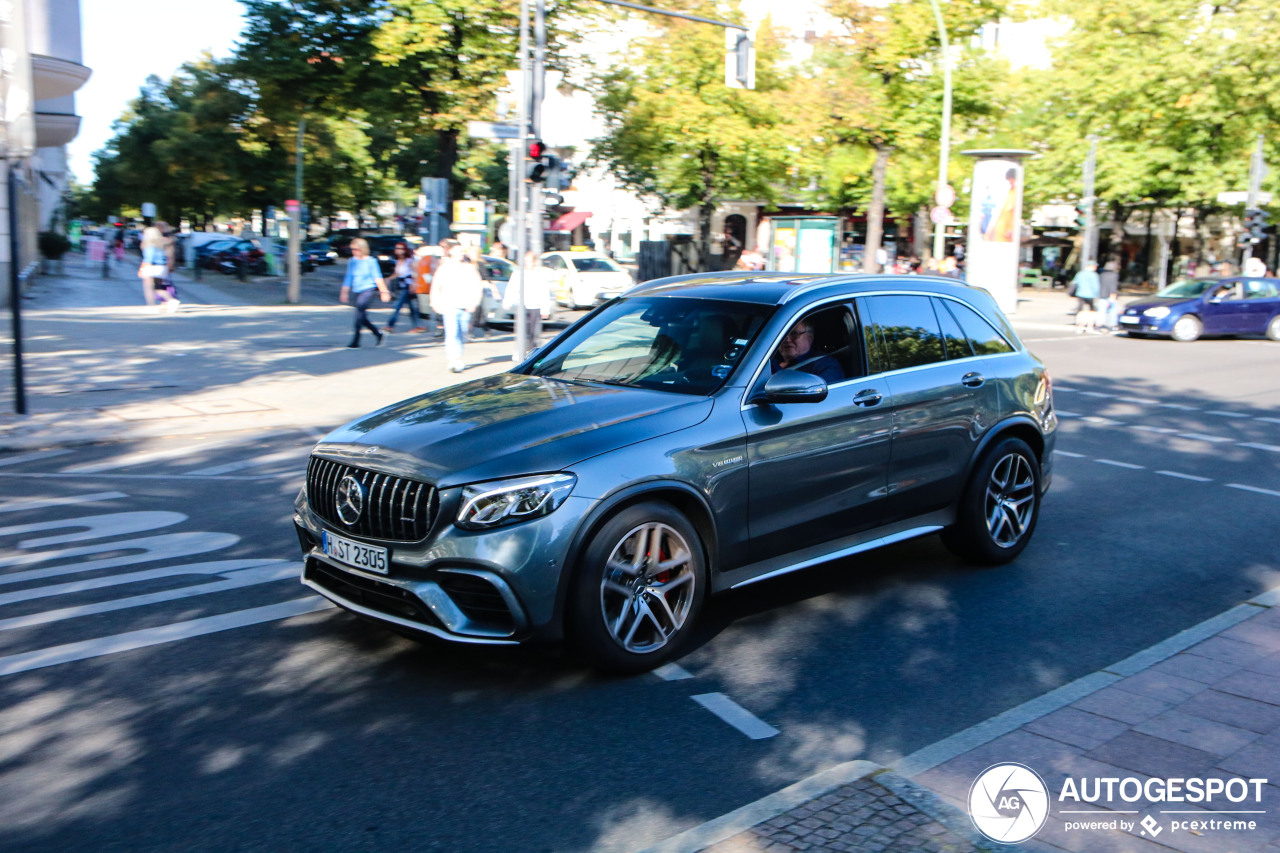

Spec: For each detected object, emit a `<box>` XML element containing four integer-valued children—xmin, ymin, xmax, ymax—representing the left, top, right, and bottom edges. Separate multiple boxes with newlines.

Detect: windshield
<box><xmin>525</xmin><ymin>297</ymin><xmax>773</xmax><ymax>395</ymax></box>
<box><xmin>481</xmin><ymin>257</ymin><xmax>514</xmax><ymax>281</ymax></box>
<box><xmin>571</xmin><ymin>256</ymin><xmax>623</xmax><ymax>273</ymax></box>
<box><xmin>1156</xmin><ymin>278</ymin><xmax>1217</xmax><ymax>298</ymax></box>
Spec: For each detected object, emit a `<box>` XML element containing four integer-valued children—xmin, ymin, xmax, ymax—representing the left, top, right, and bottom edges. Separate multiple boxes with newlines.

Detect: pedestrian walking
<box><xmin>1069</xmin><ymin>261</ymin><xmax>1101</xmax><ymax>333</ymax></box>
<box><xmin>1098</xmin><ymin>259</ymin><xmax>1120</xmax><ymax>331</ymax></box>
<box><xmin>382</xmin><ymin>241</ymin><xmax>425</xmax><ymax>334</ymax></box>
<box><xmin>339</xmin><ymin>237</ymin><xmax>391</xmax><ymax>348</ymax></box>
<box><xmin>138</xmin><ymin>226</ymin><xmax>179</xmax><ymax>312</ymax></box>
<box><xmin>430</xmin><ymin>242</ymin><xmax>484</xmax><ymax>372</ymax></box>
<box><xmin>504</xmin><ymin>251</ymin><xmax>554</xmax><ymax>360</ymax></box>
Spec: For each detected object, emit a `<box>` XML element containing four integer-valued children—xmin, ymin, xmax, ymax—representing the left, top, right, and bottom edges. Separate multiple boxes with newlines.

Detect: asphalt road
<box><xmin>1</xmin><ymin>329</ymin><xmax>1278</xmax><ymax>853</ymax></box>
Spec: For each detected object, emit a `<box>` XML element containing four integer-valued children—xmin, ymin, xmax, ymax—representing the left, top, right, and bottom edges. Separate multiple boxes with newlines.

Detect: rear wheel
<box><xmin>1266</xmin><ymin>315</ymin><xmax>1280</xmax><ymax>341</ymax></box>
<box><xmin>1171</xmin><ymin>314</ymin><xmax>1203</xmax><ymax>342</ymax></box>
<box><xmin>942</xmin><ymin>437</ymin><xmax>1041</xmax><ymax>565</ymax></box>
<box><xmin>569</xmin><ymin>502</ymin><xmax>706</xmax><ymax>673</ymax></box>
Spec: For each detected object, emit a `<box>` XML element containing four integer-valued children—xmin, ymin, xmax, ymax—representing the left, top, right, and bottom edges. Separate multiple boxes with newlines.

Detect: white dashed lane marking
<box><xmin>0</xmin><ymin>449</ymin><xmax>72</xmax><ymax>468</ymax></box>
<box><xmin>1176</xmin><ymin>433</ymin><xmax>1234</xmax><ymax>444</ymax></box>
<box><xmin>654</xmin><ymin>662</ymin><xmax>694</xmax><ymax>681</ymax></box>
<box><xmin>1156</xmin><ymin>471</ymin><xmax>1213</xmax><ymax>483</ymax></box>
<box><xmin>1240</xmin><ymin>443</ymin><xmax>1280</xmax><ymax>454</ymax></box>
<box><xmin>1097</xmin><ymin>459</ymin><xmax>1144</xmax><ymax>470</ymax></box>
<box><xmin>692</xmin><ymin>693</ymin><xmax>780</xmax><ymax>740</ymax></box>
<box><xmin>1226</xmin><ymin>484</ymin><xmax>1280</xmax><ymax>499</ymax></box>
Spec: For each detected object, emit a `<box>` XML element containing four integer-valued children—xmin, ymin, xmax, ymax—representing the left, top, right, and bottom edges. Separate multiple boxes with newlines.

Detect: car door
<box><xmin>744</xmin><ymin>302</ymin><xmax>893</xmax><ymax>559</ymax></box>
<box><xmin>858</xmin><ymin>294</ymin><xmax>1002</xmax><ymax>524</ymax></box>
<box><xmin>1200</xmin><ymin>279</ymin><xmax>1250</xmax><ymax>334</ymax></box>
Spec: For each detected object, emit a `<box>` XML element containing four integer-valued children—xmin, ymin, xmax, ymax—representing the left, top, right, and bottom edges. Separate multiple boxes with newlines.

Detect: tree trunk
<box><xmin>863</xmin><ymin>144</ymin><xmax>891</xmax><ymax>274</ymax></box>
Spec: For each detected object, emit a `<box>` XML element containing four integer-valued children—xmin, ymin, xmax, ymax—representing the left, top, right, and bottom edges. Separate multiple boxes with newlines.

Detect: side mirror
<box><xmin>754</xmin><ymin>368</ymin><xmax>828</xmax><ymax>404</ymax></box>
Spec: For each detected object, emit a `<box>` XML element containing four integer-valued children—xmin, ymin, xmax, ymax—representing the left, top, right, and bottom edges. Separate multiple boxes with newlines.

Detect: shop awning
<box><xmin>547</xmin><ymin>211</ymin><xmax>592</xmax><ymax>233</ymax></box>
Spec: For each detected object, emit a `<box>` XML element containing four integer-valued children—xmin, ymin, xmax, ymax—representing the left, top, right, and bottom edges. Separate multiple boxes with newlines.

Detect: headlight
<box><xmin>1143</xmin><ymin>306</ymin><xmax>1171</xmax><ymax>319</ymax></box>
<box><xmin>456</xmin><ymin>473</ymin><xmax>576</xmax><ymax>529</ymax></box>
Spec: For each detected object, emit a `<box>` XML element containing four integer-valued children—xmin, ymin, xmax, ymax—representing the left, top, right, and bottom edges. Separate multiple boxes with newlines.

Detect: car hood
<box><xmin>1124</xmin><ymin>296</ymin><xmax>1197</xmax><ymax>312</ymax></box>
<box><xmin>318</xmin><ymin>373</ymin><xmax>712</xmax><ymax>487</ymax></box>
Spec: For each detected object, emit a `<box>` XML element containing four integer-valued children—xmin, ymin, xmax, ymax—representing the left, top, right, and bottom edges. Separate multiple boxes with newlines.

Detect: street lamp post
<box><xmin>287</xmin><ymin>118</ymin><xmax>305</xmax><ymax>304</ymax></box>
<box><xmin>928</xmin><ymin>0</ymin><xmax>952</xmax><ymax>264</ymax></box>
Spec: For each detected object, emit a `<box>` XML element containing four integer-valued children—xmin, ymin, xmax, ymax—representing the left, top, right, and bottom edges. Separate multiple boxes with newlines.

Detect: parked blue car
<box><xmin>1119</xmin><ymin>276</ymin><xmax>1280</xmax><ymax>342</ymax></box>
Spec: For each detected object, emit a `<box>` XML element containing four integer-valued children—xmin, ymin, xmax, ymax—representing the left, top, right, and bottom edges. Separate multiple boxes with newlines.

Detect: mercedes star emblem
<box><xmin>335</xmin><ymin>475</ymin><xmax>365</xmax><ymax>525</ymax></box>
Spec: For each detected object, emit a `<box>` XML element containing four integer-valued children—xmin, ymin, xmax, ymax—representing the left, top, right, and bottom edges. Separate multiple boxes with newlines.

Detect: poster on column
<box><xmin>966</xmin><ymin>158</ymin><xmax>1024</xmax><ymax>314</ymax></box>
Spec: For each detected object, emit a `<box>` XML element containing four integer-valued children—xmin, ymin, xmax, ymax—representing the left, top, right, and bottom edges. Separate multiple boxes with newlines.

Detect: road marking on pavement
<box><xmin>0</xmin><ymin>510</ymin><xmax>185</xmax><ymax>548</ymax></box>
<box><xmin>0</xmin><ymin>471</ymin><xmax>278</xmax><ymax>481</ymax></box>
<box><xmin>0</xmin><ymin>531</ymin><xmax>239</xmax><ymax>581</ymax></box>
<box><xmin>1160</xmin><ymin>403</ymin><xmax>1199</xmax><ymax>411</ymax></box>
<box><xmin>1054</xmin><ymin>411</ymin><xmax>1081</xmax><ymax>417</ymax></box>
<box><xmin>0</xmin><ymin>563</ymin><xmax>297</xmax><ymax>630</ymax></box>
<box><xmin>1260</xmin><ymin>417</ymin><xmax>1280</xmax><ymax>426</ymax></box>
<box><xmin>1118</xmin><ymin>397</ymin><xmax>1160</xmax><ymax>405</ymax></box>
<box><xmin>1131</xmin><ymin>425</ymin><xmax>1178</xmax><ymax>434</ymax></box>
<box><xmin>187</xmin><ymin>446</ymin><xmax>310</xmax><ymax>476</ymax></box>
<box><xmin>59</xmin><ymin>439</ymin><xmax>236</xmax><ymax>474</ymax></box>
<box><xmin>1206</xmin><ymin>410</ymin><xmax>1250</xmax><ymax>418</ymax></box>
<box><xmin>1079</xmin><ymin>391</ymin><xmax>1111</xmax><ymax>398</ymax></box>
<box><xmin>0</xmin><ymin>449</ymin><xmax>72</xmax><ymax>467</ymax></box>
<box><xmin>1097</xmin><ymin>459</ymin><xmax>1144</xmax><ymax>470</ymax></box>
<box><xmin>0</xmin><ymin>558</ymin><xmax>282</xmax><ymax>606</ymax></box>
<box><xmin>1226</xmin><ymin>483</ymin><xmax>1280</xmax><ymax>499</ymax></box>
<box><xmin>1084</xmin><ymin>416</ymin><xmax>1121</xmax><ymax>426</ymax></box>
<box><xmin>1156</xmin><ymin>471</ymin><xmax>1213</xmax><ymax>483</ymax></box>
<box><xmin>0</xmin><ymin>491</ymin><xmax>127</xmax><ymax>514</ymax></box>
<box><xmin>1240</xmin><ymin>442</ymin><xmax>1280</xmax><ymax>454</ymax></box>
<box><xmin>1054</xmin><ymin>450</ymin><xmax>1085</xmax><ymax>458</ymax></box>
<box><xmin>691</xmin><ymin>693</ymin><xmax>779</xmax><ymax>740</ymax></box>
<box><xmin>0</xmin><ymin>597</ymin><xmax>331</xmax><ymax>677</ymax></box>
<box><xmin>654</xmin><ymin>662</ymin><xmax>694</xmax><ymax>681</ymax></box>
<box><xmin>1175</xmin><ymin>432</ymin><xmax>1233</xmax><ymax>444</ymax></box>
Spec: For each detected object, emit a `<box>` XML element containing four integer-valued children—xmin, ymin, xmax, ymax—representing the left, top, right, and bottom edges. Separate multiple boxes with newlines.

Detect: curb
<box><xmin>637</xmin><ymin>587</ymin><xmax>1280</xmax><ymax>853</ymax></box>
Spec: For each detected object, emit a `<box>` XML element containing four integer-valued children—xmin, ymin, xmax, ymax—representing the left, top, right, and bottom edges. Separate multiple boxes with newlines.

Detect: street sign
<box><xmin>935</xmin><ymin>185</ymin><xmax>955</xmax><ymax>208</ymax></box>
<box><xmin>467</xmin><ymin>121</ymin><xmax>522</xmax><ymax>141</ymax></box>
<box><xmin>141</xmin><ymin>202</ymin><xmax>156</xmax><ymax>218</ymax></box>
<box><xmin>452</xmin><ymin>200</ymin><xmax>487</xmax><ymax>226</ymax></box>
<box><xmin>930</xmin><ymin>206</ymin><xmax>952</xmax><ymax>225</ymax></box>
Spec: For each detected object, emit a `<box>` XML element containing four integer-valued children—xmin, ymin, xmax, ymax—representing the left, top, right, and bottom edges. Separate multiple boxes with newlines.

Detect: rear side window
<box><xmin>861</xmin><ymin>295</ymin><xmax>946</xmax><ymax>372</ymax></box>
<box><xmin>944</xmin><ymin>300</ymin><xmax>1015</xmax><ymax>355</ymax></box>
<box><xmin>933</xmin><ymin>298</ymin><xmax>973</xmax><ymax>360</ymax></box>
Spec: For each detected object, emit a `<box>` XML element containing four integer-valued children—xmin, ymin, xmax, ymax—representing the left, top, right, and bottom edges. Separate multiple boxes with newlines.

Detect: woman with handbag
<box><xmin>382</xmin><ymin>242</ymin><xmax>425</xmax><ymax>333</ymax></box>
<box><xmin>138</xmin><ymin>226</ymin><xmax>178</xmax><ymax>313</ymax></box>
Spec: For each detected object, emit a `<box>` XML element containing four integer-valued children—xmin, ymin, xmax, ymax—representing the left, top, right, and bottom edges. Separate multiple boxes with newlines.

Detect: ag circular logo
<box><xmin>335</xmin><ymin>475</ymin><xmax>365</xmax><ymax>526</ymax></box>
<box><xmin>968</xmin><ymin>763</ymin><xmax>1049</xmax><ymax>844</ymax></box>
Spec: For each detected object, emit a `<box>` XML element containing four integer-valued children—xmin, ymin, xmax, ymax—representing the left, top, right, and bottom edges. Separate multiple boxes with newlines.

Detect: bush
<box><xmin>38</xmin><ymin>231</ymin><xmax>72</xmax><ymax>260</ymax></box>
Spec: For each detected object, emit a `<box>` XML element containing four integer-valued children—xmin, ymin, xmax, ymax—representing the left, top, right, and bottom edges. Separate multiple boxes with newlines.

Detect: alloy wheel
<box><xmin>599</xmin><ymin>522</ymin><xmax>696</xmax><ymax>654</ymax></box>
<box><xmin>984</xmin><ymin>452</ymin><xmax>1036</xmax><ymax>548</ymax></box>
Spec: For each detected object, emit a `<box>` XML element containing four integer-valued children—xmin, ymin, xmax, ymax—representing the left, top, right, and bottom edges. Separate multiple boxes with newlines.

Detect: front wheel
<box><xmin>569</xmin><ymin>502</ymin><xmax>706</xmax><ymax>673</ymax></box>
<box><xmin>1170</xmin><ymin>314</ymin><xmax>1203</xmax><ymax>342</ymax></box>
<box><xmin>942</xmin><ymin>437</ymin><xmax>1042</xmax><ymax>565</ymax></box>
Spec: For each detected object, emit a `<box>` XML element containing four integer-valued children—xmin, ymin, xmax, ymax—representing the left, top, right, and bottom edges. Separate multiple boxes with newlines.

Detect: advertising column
<box><xmin>962</xmin><ymin>149</ymin><xmax>1034</xmax><ymax>315</ymax></box>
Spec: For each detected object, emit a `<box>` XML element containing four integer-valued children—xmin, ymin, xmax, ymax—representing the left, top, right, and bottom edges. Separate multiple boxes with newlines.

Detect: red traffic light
<box><xmin>528</xmin><ymin>140</ymin><xmax>546</xmax><ymax>159</ymax></box>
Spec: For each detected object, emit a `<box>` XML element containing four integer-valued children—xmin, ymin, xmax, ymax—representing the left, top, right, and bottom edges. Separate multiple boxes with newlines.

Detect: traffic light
<box><xmin>543</xmin><ymin>154</ymin><xmax>563</xmax><ymax>191</ymax></box>
<box><xmin>725</xmin><ymin>30</ymin><xmax>755</xmax><ymax>89</ymax></box>
<box><xmin>1073</xmin><ymin>202</ymin><xmax>1089</xmax><ymax>230</ymax></box>
<box><xmin>1244</xmin><ymin>208</ymin><xmax>1269</xmax><ymax>242</ymax></box>
<box><xmin>527</xmin><ymin>139</ymin><xmax>547</xmax><ymax>182</ymax></box>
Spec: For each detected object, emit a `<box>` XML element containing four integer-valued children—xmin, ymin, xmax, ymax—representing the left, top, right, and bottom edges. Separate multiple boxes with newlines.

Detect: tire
<box><xmin>942</xmin><ymin>437</ymin><xmax>1041</xmax><ymax>565</ymax></box>
<box><xmin>1266</xmin><ymin>315</ymin><xmax>1280</xmax><ymax>342</ymax></box>
<box><xmin>569</xmin><ymin>502</ymin><xmax>706</xmax><ymax>673</ymax></box>
<box><xmin>1170</xmin><ymin>314</ymin><xmax>1203</xmax><ymax>342</ymax></box>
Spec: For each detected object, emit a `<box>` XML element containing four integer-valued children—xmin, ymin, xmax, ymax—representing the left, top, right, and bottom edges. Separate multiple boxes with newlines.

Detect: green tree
<box><xmin>593</xmin><ymin>9</ymin><xmax>794</xmax><ymax>268</ymax></box>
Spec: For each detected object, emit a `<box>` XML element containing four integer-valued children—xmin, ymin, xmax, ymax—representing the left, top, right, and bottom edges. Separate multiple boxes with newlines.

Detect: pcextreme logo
<box><xmin>968</xmin><ymin>763</ymin><xmax>1050</xmax><ymax>843</ymax></box>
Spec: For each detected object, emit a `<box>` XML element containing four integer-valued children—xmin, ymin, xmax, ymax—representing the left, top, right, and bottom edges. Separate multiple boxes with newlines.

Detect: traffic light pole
<box><xmin>513</xmin><ymin>0</ymin><xmax>531</xmax><ymax>360</ymax></box>
<box><xmin>1242</xmin><ymin>134</ymin><xmax>1266</xmax><ymax>268</ymax></box>
<box><xmin>531</xmin><ymin>0</ymin><xmax>547</xmax><ymax>262</ymax></box>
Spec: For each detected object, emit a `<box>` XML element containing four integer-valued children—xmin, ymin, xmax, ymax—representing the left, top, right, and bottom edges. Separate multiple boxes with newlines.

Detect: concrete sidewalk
<box><xmin>642</xmin><ymin>593</ymin><xmax>1280</xmax><ymax>853</ymax></box>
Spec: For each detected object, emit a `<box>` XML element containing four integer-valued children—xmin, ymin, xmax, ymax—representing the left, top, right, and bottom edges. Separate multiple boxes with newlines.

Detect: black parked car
<box><xmin>294</xmin><ymin>273</ymin><xmax>1057</xmax><ymax>672</ymax></box>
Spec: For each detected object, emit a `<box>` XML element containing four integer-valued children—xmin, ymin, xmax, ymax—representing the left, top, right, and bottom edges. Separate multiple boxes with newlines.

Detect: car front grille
<box><xmin>305</xmin><ymin>559</ymin><xmax>440</xmax><ymax>628</ymax></box>
<box><xmin>307</xmin><ymin>456</ymin><xmax>438</xmax><ymax>542</ymax></box>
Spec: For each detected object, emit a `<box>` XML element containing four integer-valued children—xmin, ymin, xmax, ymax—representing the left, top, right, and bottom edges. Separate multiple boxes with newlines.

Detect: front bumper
<box><xmin>294</xmin><ymin>491</ymin><xmax>593</xmax><ymax>644</ymax></box>
<box><xmin>1117</xmin><ymin>314</ymin><xmax>1173</xmax><ymax>335</ymax></box>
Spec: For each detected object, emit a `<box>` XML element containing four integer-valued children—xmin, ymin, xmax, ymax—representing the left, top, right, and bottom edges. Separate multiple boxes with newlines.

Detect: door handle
<box><xmin>853</xmin><ymin>389</ymin><xmax>882</xmax><ymax>407</ymax></box>
<box><xmin>961</xmin><ymin>372</ymin><xmax>986</xmax><ymax>388</ymax></box>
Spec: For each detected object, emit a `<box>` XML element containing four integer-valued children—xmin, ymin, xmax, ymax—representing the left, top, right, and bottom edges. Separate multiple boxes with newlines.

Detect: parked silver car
<box><xmin>294</xmin><ymin>273</ymin><xmax>1057</xmax><ymax>672</ymax></box>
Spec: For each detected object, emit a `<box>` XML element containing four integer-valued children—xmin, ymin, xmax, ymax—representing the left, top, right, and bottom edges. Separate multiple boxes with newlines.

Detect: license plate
<box><xmin>322</xmin><ymin>530</ymin><xmax>388</xmax><ymax>574</ymax></box>
<box><xmin>1119</xmin><ymin>316</ymin><xmax>1139</xmax><ymax>324</ymax></box>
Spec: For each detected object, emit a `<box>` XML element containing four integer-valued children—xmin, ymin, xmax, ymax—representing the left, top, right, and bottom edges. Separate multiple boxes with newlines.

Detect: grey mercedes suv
<box><xmin>294</xmin><ymin>273</ymin><xmax>1056</xmax><ymax>672</ymax></box>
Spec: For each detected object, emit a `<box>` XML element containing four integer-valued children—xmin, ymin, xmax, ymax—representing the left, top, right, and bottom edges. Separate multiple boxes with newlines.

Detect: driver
<box><xmin>771</xmin><ymin>319</ymin><xmax>844</xmax><ymax>383</ymax></box>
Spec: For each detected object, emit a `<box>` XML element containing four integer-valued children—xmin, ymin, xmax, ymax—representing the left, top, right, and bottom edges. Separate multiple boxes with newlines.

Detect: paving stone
<box><xmin>1151</xmin><ymin>652</ymin><xmax>1239</xmax><ymax>685</ymax></box>
<box><xmin>1213</xmin><ymin>671</ymin><xmax>1280</xmax><ymax>705</ymax></box>
<box><xmin>1085</xmin><ymin>730</ymin><xmax>1220</xmax><ymax>779</ymax></box>
<box><xmin>1221</xmin><ymin>618</ymin><xmax>1280</xmax><ymax>652</ymax></box>
<box><xmin>1186</xmin><ymin>636</ymin><xmax>1274</xmax><ymax>667</ymax></box>
<box><xmin>1113</xmin><ymin>669</ymin><xmax>1212</xmax><ymax>705</ymax></box>
<box><xmin>1133</xmin><ymin>709</ymin><xmax>1261</xmax><ymax>757</ymax></box>
<box><xmin>1178</xmin><ymin>689</ymin><xmax>1280</xmax><ymax>734</ymax></box>
<box><xmin>1244</xmin><ymin>651</ymin><xmax>1280</xmax><ymax>679</ymax></box>
<box><xmin>1215</xmin><ymin>734</ymin><xmax>1280</xmax><ymax>780</ymax></box>
<box><xmin>1073</xmin><ymin>685</ymin><xmax>1173</xmax><ymax>725</ymax></box>
<box><xmin>1026</xmin><ymin>706</ymin><xmax>1132</xmax><ymax>750</ymax></box>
